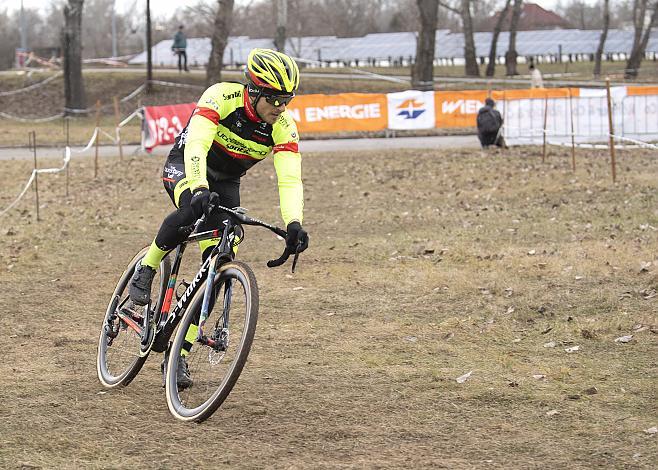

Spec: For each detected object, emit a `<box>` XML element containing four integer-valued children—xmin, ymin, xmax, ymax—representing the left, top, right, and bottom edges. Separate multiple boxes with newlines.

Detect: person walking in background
<box><xmin>476</xmin><ymin>98</ymin><xmax>507</xmax><ymax>149</ymax></box>
<box><xmin>172</xmin><ymin>25</ymin><xmax>189</xmax><ymax>72</ymax></box>
<box><xmin>529</xmin><ymin>63</ymin><xmax>543</xmax><ymax>88</ymax></box>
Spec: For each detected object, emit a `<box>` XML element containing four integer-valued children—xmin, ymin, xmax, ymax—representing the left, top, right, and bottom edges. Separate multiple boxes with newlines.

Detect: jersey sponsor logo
<box><xmin>290</xmin><ymin>104</ymin><xmax>381</xmax><ymax>123</ymax></box>
<box><xmin>442</xmin><ymin>99</ymin><xmax>483</xmax><ymax>115</ymax></box>
<box><xmin>396</xmin><ymin>99</ymin><xmax>426</xmax><ymax>119</ymax></box>
<box><xmin>273</xmin><ymin>142</ymin><xmax>299</xmax><ymax>153</ymax></box>
<box><xmin>177</xmin><ymin>128</ymin><xmax>188</xmax><ymax>148</ymax></box>
<box><xmin>222</xmin><ymin>90</ymin><xmax>242</xmax><ymax>100</ymax></box>
<box><xmin>164</xmin><ymin>164</ymin><xmax>184</xmax><ymax>179</ymax></box>
<box><xmin>216</xmin><ymin>132</ymin><xmax>268</xmax><ymax>157</ymax></box>
<box><xmin>203</xmin><ymin>98</ymin><xmax>220</xmax><ymax>112</ymax></box>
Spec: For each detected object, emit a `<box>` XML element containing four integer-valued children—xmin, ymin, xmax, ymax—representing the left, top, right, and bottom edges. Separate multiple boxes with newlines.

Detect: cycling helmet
<box><xmin>245</xmin><ymin>48</ymin><xmax>299</xmax><ymax>96</ymax></box>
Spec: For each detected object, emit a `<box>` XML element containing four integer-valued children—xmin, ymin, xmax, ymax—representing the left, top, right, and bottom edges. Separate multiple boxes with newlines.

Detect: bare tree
<box><xmin>460</xmin><ymin>0</ymin><xmax>479</xmax><ymax>76</ymax></box>
<box><xmin>275</xmin><ymin>0</ymin><xmax>287</xmax><ymax>52</ymax></box>
<box><xmin>62</xmin><ymin>0</ymin><xmax>86</xmax><ymax>113</ymax></box>
<box><xmin>485</xmin><ymin>0</ymin><xmax>511</xmax><ymax>77</ymax></box>
<box><xmin>412</xmin><ymin>0</ymin><xmax>438</xmax><ymax>90</ymax></box>
<box><xmin>504</xmin><ymin>0</ymin><xmax>522</xmax><ymax>76</ymax></box>
<box><xmin>593</xmin><ymin>0</ymin><xmax>610</xmax><ymax>78</ymax></box>
<box><xmin>206</xmin><ymin>0</ymin><xmax>235</xmax><ymax>86</ymax></box>
<box><xmin>625</xmin><ymin>0</ymin><xmax>658</xmax><ymax>79</ymax></box>
<box><xmin>439</xmin><ymin>0</ymin><xmax>479</xmax><ymax>76</ymax></box>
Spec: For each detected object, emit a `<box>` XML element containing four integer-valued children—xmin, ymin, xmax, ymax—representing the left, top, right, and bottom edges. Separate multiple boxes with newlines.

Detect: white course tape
<box><xmin>121</xmin><ymin>83</ymin><xmax>147</xmax><ymax>102</ymax></box>
<box><xmin>100</xmin><ymin>128</ymin><xmax>118</xmax><ymax>144</ymax></box>
<box><xmin>0</xmin><ymin>72</ymin><xmax>63</xmax><ymax>97</ymax></box>
<box><xmin>609</xmin><ymin>134</ymin><xmax>658</xmax><ymax>150</ymax></box>
<box><xmin>0</xmin><ymin>112</ymin><xmax>65</xmax><ymax>123</ymax></box>
<box><xmin>0</xmin><ymin>128</ymin><xmax>99</xmax><ymax>217</ymax></box>
<box><xmin>148</xmin><ymin>79</ymin><xmax>205</xmax><ymax>90</ymax></box>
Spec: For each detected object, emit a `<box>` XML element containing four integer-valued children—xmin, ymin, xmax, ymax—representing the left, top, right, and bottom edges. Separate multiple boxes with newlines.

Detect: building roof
<box><xmin>478</xmin><ymin>2</ymin><xmax>572</xmax><ymax>32</ymax></box>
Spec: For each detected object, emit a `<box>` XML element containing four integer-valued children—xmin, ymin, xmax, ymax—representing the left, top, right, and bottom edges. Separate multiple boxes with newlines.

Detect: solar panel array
<box><xmin>130</xmin><ymin>28</ymin><xmax>658</xmax><ymax>66</ymax></box>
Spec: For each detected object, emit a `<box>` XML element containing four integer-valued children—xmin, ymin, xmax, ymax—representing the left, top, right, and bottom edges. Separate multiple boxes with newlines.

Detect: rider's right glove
<box><xmin>190</xmin><ymin>188</ymin><xmax>211</xmax><ymax>219</ymax></box>
<box><xmin>286</xmin><ymin>221</ymin><xmax>309</xmax><ymax>253</ymax></box>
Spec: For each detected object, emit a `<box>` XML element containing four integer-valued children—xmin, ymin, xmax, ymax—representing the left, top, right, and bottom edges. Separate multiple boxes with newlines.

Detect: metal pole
<box><xmin>605</xmin><ymin>78</ymin><xmax>617</xmax><ymax>183</ymax></box>
<box><xmin>146</xmin><ymin>0</ymin><xmax>153</xmax><ymax>93</ymax></box>
<box><xmin>569</xmin><ymin>89</ymin><xmax>576</xmax><ymax>171</ymax></box>
<box><xmin>111</xmin><ymin>0</ymin><xmax>118</xmax><ymax>57</ymax></box>
<box><xmin>20</xmin><ymin>0</ymin><xmax>27</xmax><ymax>50</ymax></box>
<box><xmin>31</xmin><ymin>131</ymin><xmax>40</xmax><ymax>222</ymax></box>
<box><xmin>542</xmin><ymin>94</ymin><xmax>548</xmax><ymax>163</ymax></box>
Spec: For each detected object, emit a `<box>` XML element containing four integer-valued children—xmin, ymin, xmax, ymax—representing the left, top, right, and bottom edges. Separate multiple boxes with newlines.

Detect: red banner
<box><xmin>142</xmin><ymin>103</ymin><xmax>195</xmax><ymax>152</ymax></box>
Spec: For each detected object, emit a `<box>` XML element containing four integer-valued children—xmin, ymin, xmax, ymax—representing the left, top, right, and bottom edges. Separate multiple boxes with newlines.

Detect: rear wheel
<box><xmin>97</xmin><ymin>247</ymin><xmax>170</xmax><ymax>388</ymax></box>
<box><xmin>165</xmin><ymin>260</ymin><xmax>258</xmax><ymax>422</ymax></box>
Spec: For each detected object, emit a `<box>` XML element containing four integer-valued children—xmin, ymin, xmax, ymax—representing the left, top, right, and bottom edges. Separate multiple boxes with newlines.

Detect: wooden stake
<box><xmin>605</xmin><ymin>78</ymin><xmax>617</xmax><ymax>183</ymax></box>
<box><xmin>542</xmin><ymin>94</ymin><xmax>549</xmax><ymax>163</ymax></box>
<box><xmin>30</xmin><ymin>131</ymin><xmax>40</xmax><ymax>222</ymax></box>
<box><xmin>65</xmin><ymin>117</ymin><xmax>70</xmax><ymax>197</ymax></box>
<box><xmin>568</xmin><ymin>89</ymin><xmax>576</xmax><ymax>171</ymax></box>
<box><xmin>113</xmin><ymin>96</ymin><xmax>124</xmax><ymax>161</ymax></box>
<box><xmin>94</xmin><ymin>99</ymin><xmax>101</xmax><ymax>179</ymax></box>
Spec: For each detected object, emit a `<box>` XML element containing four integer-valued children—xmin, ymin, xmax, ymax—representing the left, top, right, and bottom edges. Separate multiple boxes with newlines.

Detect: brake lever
<box><xmin>291</xmin><ymin>244</ymin><xmax>302</xmax><ymax>273</ymax></box>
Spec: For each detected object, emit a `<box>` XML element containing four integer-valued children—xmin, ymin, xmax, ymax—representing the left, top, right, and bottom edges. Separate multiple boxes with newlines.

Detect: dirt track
<box><xmin>1</xmin><ymin>145</ymin><xmax>656</xmax><ymax>468</ymax></box>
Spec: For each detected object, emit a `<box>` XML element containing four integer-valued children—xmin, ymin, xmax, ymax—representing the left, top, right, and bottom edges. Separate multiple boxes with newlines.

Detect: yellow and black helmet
<box><xmin>245</xmin><ymin>48</ymin><xmax>300</xmax><ymax>95</ymax></box>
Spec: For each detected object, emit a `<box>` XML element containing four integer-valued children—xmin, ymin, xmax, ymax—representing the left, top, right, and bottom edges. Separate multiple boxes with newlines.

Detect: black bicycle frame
<box><xmin>122</xmin><ymin>203</ymin><xmax>294</xmax><ymax>354</ymax></box>
<box><xmin>151</xmin><ymin>223</ymin><xmax>232</xmax><ymax>353</ymax></box>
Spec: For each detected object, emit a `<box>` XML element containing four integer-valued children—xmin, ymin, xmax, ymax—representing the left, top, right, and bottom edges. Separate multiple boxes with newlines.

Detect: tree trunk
<box><xmin>505</xmin><ymin>0</ymin><xmax>522</xmax><ymax>76</ymax></box>
<box><xmin>207</xmin><ymin>0</ymin><xmax>235</xmax><ymax>86</ymax></box>
<box><xmin>275</xmin><ymin>0</ymin><xmax>287</xmax><ymax>52</ymax></box>
<box><xmin>593</xmin><ymin>0</ymin><xmax>610</xmax><ymax>78</ymax></box>
<box><xmin>411</xmin><ymin>0</ymin><xmax>438</xmax><ymax>90</ymax></box>
<box><xmin>61</xmin><ymin>0</ymin><xmax>86</xmax><ymax>114</ymax></box>
<box><xmin>625</xmin><ymin>0</ymin><xmax>658</xmax><ymax>79</ymax></box>
<box><xmin>462</xmin><ymin>0</ymin><xmax>479</xmax><ymax>76</ymax></box>
<box><xmin>486</xmin><ymin>0</ymin><xmax>511</xmax><ymax>77</ymax></box>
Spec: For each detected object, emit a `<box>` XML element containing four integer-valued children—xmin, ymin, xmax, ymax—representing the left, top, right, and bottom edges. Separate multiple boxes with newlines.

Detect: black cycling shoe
<box><xmin>161</xmin><ymin>353</ymin><xmax>193</xmax><ymax>390</ymax></box>
<box><xmin>129</xmin><ymin>262</ymin><xmax>156</xmax><ymax>306</ymax></box>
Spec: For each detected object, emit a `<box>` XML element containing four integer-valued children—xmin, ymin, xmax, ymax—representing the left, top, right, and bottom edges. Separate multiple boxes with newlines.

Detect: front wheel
<box><xmin>97</xmin><ymin>247</ymin><xmax>170</xmax><ymax>388</ymax></box>
<box><xmin>165</xmin><ymin>260</ymin><xmax>259</xmax><ymax>422</ymax></box>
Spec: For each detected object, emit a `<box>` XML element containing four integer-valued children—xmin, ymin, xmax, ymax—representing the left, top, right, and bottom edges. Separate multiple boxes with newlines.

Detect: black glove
<box><xmin>286</xmin><ymin>221</ymin><xmax>309</xmax><ymax>253</ymax></box>
<box><xmin>190</xmin><ymin>188</ymin><xmax>211</xmax><ymax>219</ymax></box>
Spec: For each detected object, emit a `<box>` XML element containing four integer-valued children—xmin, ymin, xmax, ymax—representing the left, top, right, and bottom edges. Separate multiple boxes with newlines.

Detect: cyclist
<box><xmin>128</xmin><ymin>48</ymin><xmax>309</xmax><ymax>387</ymax></box>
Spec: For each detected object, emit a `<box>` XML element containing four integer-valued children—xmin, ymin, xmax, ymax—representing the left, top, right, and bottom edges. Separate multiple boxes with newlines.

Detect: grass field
<box><xmin>0</xmin><ymin>144</ymin><xmax>656</xmax><ymax>468</ymax></box>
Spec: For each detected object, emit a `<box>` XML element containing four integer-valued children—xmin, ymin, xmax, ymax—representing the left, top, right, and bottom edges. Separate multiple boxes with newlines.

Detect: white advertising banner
<box><xmin>386</xmin><ymin>90</ymin><xmax>436</xmax><ymax>130</ymax></box>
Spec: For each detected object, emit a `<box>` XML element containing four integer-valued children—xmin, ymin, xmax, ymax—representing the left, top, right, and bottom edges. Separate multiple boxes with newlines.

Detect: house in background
<box><xmin>478</xmin><ymin>2</ymin><xmax>572</xmax><ymax>31</ymax></box>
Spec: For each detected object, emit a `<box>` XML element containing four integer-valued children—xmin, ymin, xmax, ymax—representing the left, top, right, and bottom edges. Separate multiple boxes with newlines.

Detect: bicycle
<box><xmin>96</xmin><ymin>196</ymin><xmax>301</xmax><ymax>422</ymax></box>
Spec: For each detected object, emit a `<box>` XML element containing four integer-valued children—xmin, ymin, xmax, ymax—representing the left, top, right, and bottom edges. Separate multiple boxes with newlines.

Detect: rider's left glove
<box><xmin>286</xmin><ymin>221</ymin><xmax>309</xmax><ymax>253</ymax></box>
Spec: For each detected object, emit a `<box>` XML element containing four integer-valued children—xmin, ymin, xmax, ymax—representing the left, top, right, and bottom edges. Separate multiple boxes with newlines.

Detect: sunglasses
<box><xmin>264</xmin><ymin>94</ymin><xmax>294</xmax><ymax>107</ymax></box>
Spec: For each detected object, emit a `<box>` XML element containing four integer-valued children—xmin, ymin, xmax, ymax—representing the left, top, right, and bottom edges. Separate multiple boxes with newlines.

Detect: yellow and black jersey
<box><xmin>173</xmin><ymin>82</ymin><xmax>303</xmax><ymax>225</ymax></box>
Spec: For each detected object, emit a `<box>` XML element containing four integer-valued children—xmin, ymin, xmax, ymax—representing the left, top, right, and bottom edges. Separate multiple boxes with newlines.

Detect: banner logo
<box><xmin>397</xmin><ymin>99</ymin><xmax>426</xmax><ymax>119</ymax></box>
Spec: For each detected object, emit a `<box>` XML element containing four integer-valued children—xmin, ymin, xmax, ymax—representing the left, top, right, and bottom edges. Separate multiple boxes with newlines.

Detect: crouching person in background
<box><xmin>476</xmin><ymin>98</ymin><xmax>507</xmax><ymax>149</ymax></box>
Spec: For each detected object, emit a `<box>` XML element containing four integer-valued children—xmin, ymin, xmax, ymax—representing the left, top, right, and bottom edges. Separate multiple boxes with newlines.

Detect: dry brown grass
<box><xmin>0</xmin><ymin>145</ymin><xmax>656</xmax><ymax>469</ymax></box>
